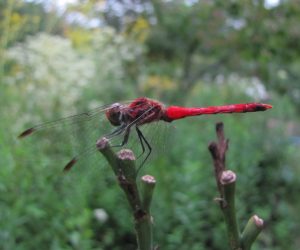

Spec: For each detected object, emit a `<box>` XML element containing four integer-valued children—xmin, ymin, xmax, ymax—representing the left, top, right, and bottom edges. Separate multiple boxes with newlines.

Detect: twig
<box><xmin>208</xmin><ymin>122</ymin><xmax>229</xmax><ymax>205</ymax></box>
<box><xmin>241</xmin><ymin>215</ymin><xmax>264</xmax><ymax>250</ymax></box>
<box><xmin>220</xmin><ymin>170</ymin><xmax>240</xmax><ymax>249</ymax></box>
<box><xmin>208</xmin><ymin>122</ymin><xmax>264</xmax><ymax>250</ymax></box>
<box><xmin>137</xmin><ymin>175</ymin><xmax>156</xmax><ymax>250</ymax></box>
<box><xmin>97</xmin><ymin>137</ymin><xmax>155</xmax><ymax>250</ymax></box>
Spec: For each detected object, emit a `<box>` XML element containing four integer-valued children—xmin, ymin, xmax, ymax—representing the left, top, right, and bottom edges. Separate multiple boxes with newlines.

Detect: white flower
<box><xmin>94</xmin><ymin>208</ymin><xmax>108</xmax><ymax>223</ymax></box>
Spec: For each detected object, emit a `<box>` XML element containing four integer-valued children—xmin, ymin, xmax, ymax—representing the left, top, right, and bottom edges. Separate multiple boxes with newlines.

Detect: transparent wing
<box><xmin>18</xmin><ymin>103</ymin><xmax>128</xmax><ymax>138</ymax></box>
<box><xmin>119</xmin><ymin>120</ymin><xmax>174</xmax><ymax>174</ymax></box>
<box><xmin>18</xmin><ymin>102</ymin><xmax>132</xmax><ymax>171</ymax></box>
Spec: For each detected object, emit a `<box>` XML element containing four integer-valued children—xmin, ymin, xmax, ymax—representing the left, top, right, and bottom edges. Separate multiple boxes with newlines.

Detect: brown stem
<box><xmin>208</xmin><ymin>122</ymin><xmax>229</xmax><ymax>199</ymax></box>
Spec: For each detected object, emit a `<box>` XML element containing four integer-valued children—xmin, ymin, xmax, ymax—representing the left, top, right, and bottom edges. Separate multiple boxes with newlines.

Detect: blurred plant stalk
<box><xmin>97</xmin><ymin>137</ymin><xmax>155</xmax><ymax>250</ymax></box>
<box><xmin>0</xmin><ymin>0</ymin><xmax>14</xmax><ymax>81</ymax></box>
<box><xmin>208</xmin><ymin>122</ymin><xmax>264</xmax><ymax>250</ymax></box>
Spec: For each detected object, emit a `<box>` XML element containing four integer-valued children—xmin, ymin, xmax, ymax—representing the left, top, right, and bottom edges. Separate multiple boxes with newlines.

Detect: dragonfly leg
<box><xmin>111</xmin><ymin>127</ymin><xmax>131</xmax><ymax>148</ymax></box>
<box><xmin>106</xmin><ymin>123</ymin><xmax>127</xmax><ymax>139</ymax></box>
<box><xmin>135</xmin><ymin>126</ymin><xmax>152</xmax><ymax>173</ymax></box>
<box><xmin>135</xmin><ymin>126</ymin><xmax>146</xmax><ymax>159</ymax></box>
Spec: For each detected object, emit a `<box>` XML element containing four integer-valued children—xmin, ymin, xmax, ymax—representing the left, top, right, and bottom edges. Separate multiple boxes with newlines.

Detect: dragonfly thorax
<box><xmin>105</xmin><ymin>103</ymin><xmax>125</xmax><ymax>126</ymax></box>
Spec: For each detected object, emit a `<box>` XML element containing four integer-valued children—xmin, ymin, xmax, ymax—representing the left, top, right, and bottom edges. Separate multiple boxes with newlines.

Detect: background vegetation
<box><xmin>1</xmin><ymin>0</ymin><xmax>300</xmax><ymax>249</ymax></box>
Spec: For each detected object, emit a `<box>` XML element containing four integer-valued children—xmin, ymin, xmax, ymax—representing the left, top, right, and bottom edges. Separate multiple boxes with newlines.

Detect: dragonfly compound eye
<box><xmin>106</xmin><ymin>103</ymin><xmax>123</xmax><ymax>126</ymax></box>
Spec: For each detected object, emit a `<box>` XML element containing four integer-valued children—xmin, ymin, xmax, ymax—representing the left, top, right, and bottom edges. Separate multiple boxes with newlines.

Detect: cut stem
<box><xmin>208</xmin><ymin>122</ymin><xmax>264</xmax><ymax>250</ymax></box>
<box><xmin>97</xmin><ymin>137</ymin><xmax>154</xmax><ymax>250</ymax></box>
<box><xmin>220</xmin><ymin>170</ymin><xmax>240</xmax><ymax>249</ymax></box>
<box><xmin>241</xmin><ymin>215</ymin><xmax>264</xmax><ymax>250</ymax></box>
<box><xmin>141</xmin><ymin>175</ymin><xmax>156</xmax><ymax>213</ymax></box>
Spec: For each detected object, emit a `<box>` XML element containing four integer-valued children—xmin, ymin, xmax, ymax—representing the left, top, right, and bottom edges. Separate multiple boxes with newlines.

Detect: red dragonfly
<box><xmin>18</xmin><ymin>97</ymin><xmax>272</xmax><ymax>171</ymax></box>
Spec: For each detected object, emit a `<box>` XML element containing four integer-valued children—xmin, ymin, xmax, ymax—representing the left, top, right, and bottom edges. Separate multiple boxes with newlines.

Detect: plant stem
<box><xmin>220</xmin><ymin>170</ymin><xmax>240</xmax><ymax>249</ymax></box>
<box><xmin>97</xmin><ymin>137</ymin><xmax>154</xmax><ymax>250</ymax></box>
<box><xmin>0</xmin><ymin>0</ymin><xmax>14</xmax><ymax>82</ymax></box>
<box><xmin>241</xmin><ymin>215</ymin><xmax>264</xmax><ymax>250</ymax></box>
<box><xmin>141</xmin><ymin>175</ymin><xmax>156</xmax><ymax>213</ymax></box>
<box><xmin>135</xmin><ymin>175</ymin><xmax>156</xmax><ymax>250</ymax></box>
<box><xmin>208</xmin><ymin>122</ymin><xmax>264</xmax><ymax>250</ymax></box>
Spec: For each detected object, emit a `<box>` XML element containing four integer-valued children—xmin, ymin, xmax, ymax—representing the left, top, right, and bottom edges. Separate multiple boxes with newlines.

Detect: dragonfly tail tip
<box><xmin>254</xmin><ymin>103</ymin><xmax>273</xmax><ymax>111</ymax></box>
<box><xmin>260</xmin><ymin>103</ymin><xmax>272</xmax><ymax>111</ymax></box>
<box><xmin>265</xmin><ymin>104</ymin><xmax>273</xmax><ymax>110</ymax></box>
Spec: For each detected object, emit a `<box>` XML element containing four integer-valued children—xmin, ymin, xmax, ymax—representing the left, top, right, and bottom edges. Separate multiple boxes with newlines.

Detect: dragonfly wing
<box><xmin>119</xmin><ymin>120</ymin><xmax>174</xmax><ymax>170</ymax></box>
<box><xmin>18</xmin><ymin>104</ymin><xmax>124</xmax><ymax>172</ymax></box>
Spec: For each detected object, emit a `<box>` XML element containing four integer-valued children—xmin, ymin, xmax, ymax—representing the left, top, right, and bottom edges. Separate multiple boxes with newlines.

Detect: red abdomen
<box><xmin>164</xmin><ymin>103</ymin><xmax>272</xmax><ymax>121</ymax></box>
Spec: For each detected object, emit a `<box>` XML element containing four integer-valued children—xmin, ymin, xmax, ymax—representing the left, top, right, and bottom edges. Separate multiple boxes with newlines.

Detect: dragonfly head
<box><xmin>106</xmin><ymin>103</ymin><xmax>124</xmax><ymax>126</ymax></box>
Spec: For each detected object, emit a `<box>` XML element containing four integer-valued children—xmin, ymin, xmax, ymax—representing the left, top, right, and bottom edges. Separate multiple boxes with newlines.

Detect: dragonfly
<box><xmin>18</xmin><ymin>97</ymin><xmax>272</xmax><ymax>172</ymax></box>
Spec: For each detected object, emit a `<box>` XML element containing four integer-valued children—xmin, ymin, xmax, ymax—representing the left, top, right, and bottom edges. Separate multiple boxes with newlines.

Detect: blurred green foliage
<box><xmin>1</xmin><ymin>0</ymin><xmax>300</xmax><ymax>249</ymax></box>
